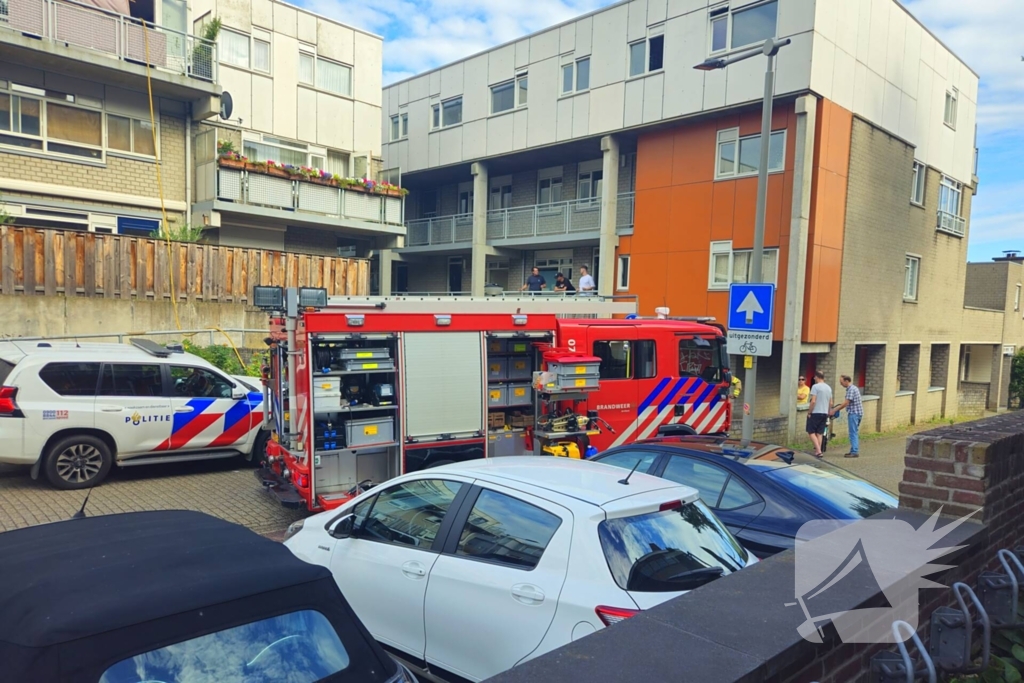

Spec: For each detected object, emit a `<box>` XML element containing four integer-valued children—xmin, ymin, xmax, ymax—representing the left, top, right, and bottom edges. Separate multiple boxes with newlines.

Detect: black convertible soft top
<box><xmin>0</xmin><ymin>510</ymin><xmax>395</xmax><ymax>682</ymax></box>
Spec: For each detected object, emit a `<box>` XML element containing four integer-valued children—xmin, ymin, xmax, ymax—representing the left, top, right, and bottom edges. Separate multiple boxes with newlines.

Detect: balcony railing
<box><xmin>405</xmin><ymin>192</ymin><xmax>635</xmax><ymax>248</ymax></box>
<box><xmin>217</xmin><ymin>168</ymin><xmax>404</xmax><ymax>227</ymax></box>
<box><xmin>0</xmin><ymin>0</ymin><xmax>218</xmax><ymax>82</ymax></box>
<box><xmin>936</xmin><ymin>210</ymin><xmax>966</xmax><ymax>237</ymax></box>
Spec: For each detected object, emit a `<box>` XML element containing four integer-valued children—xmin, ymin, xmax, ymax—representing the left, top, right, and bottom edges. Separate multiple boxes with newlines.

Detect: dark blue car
<box><xmin>591</xmin><ymin>436</ymin><xmax>897</xmax><ymax>558</ymax></box>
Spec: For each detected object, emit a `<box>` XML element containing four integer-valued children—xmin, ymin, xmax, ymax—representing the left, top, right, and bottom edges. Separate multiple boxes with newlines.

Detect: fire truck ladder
<box><xmin>322</xmin><ymin>294</ymin><xmax>640</xmax><ymax>317</ymax></box>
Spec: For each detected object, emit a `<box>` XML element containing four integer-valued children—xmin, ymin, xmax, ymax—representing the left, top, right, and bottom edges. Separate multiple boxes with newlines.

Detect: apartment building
<box><xmin>190</xmin><ymin>0</ymin><xmax>399</xmax><ymax>259</ymax></box>
<box><xmin>0</xmin><ymin>0</ymin><xmax>220</xmax><ymax>235</ymax></box>
<box><xmin>383</xmin><ymin>0</ymin><xmax>997</xmax><ymax>439</ymax></box>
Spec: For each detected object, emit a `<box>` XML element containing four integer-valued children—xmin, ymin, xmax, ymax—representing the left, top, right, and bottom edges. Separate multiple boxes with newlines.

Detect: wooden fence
<box><xmin>0</xmin><ymin>226</ymin><xmax>370</xmax><ymax>301</ymax></box>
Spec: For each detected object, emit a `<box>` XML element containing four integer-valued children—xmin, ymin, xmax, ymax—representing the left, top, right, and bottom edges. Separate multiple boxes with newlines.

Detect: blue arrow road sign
<box><xmin>728</xmin><ymin>283</ymin><xmax>775</xmax><ymax>333</ymax></box>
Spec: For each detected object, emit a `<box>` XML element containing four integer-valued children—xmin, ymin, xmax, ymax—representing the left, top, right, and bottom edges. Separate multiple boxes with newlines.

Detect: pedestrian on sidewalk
<box><xmin>835</xmin><ymin>375</ymin><xmax>863</xmax><ymax>458</ymax></box>
<box><xmin>806</xmin><ymin>371</ymin><xmax>832</xmax><ymax>458</ymax></box>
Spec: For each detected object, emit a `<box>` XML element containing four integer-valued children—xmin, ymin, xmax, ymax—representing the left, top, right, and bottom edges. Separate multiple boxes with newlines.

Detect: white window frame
<box><xmin>578</xmin><ymin>168</ymin><xmax>603</xmax><ymax>205</ymax></box>
<box><xmin>314</xmin><ymin>56</ymin><xmax>352</xmax><ymax>97</ymax></box>
<box><xmin>709</xmin><ymin>0</ymin><xmax>779</xmax><ymax>55</ymax></box>
<box><xmin>242</xmin><ymin>133</ymin><xmax>338</xmax><ymax>171</ymax></box>
<box><xmin>400</xmin><ymin>112</ymin><xmax>408</xmax><ymax>138</ymax></box>
<box><xmin>489</xmin><ymin>175</ymin><xmax>512</xmax><ymax>211</ymax></box>
<box><xmin>105</xmin><ymin>113</ymin><xmax>158</xmax><ymax>158</ymax></box>
<box><xmin>537</xmin><ymin>167</ymin><xmax>564</xmax><ymax>206</ymax></box>
<box><xmin>1015</xmin><ymin>284</ymin><xmax>1021</xmax><ymax>313</ymax></box>
<box><xmin>431</xmin><ymin>103</ymin><xmax>440</xmax><ymax>130</ymax></box>
<box><xmin>252</xmin><ymin>29</ymin><xmax>271</xmax><ymax>74</ymax></box>
<box><xmin>944</xmin><ymin>88</ymin><xmax>958</xmax><ymax>129</ymax></box>
<box><xmin>298</xmin><ymin>48</ymin><xmax>315</xmax><ymax>86</ymax></box>
<box><xmin>628</xmin><ymin>30</ymin><xmax>664</xmax><ymax>78</ymax></box>
<box><xmin>904</xmin><ymin>255</ymin><xmax>920</xmax><ymax>301</ymax></box>
<box><xmin>218</xmin><ymin>27</ymin><xmax>250</xmax><ymax>69</ymax></box>
<box><xmin>562</xmin><ymin>57</ymin><xmax>591</xmax><ymax>95</ymax></box>
<box><xmin>911</xmin><ymin>161</ymin><xmax>926</xmax><ymax>206</ymax></box>
<box><xmin>707</xmin><ymin>240</ymin><xmax>779</xmax><ymax>290</ymax></box>
<box><xmin>490</xmin><ymin>74</ymin><xmax>527</xmax><ymax>115</ymax></box>
<box><xmin>617</xmin><ymin>255</ymin><xmax>630</xmax><ymax>291</ymax></box>
<box><xmin>939</xmin><ymin>175</ymin><xmax>963</xmax><ymax>218</ymax></box>
<box><xmin>390</xmin><ymin>115</ymin><xmax>401</xmax><ymax>141</ymax></box>
<box><xmin>715</xmin><ymin>127</ymin><xmax>786</xmax><ymax>180</ymax></box>
<box><xmin>0</xmin><ymin>83</ymin><xmax>107</xmax><ymax>162</ymax></box>
<box><xmin>438</xmin><ymin>97</ymin><xmax>462</xmax><ymax>128</ymax></box>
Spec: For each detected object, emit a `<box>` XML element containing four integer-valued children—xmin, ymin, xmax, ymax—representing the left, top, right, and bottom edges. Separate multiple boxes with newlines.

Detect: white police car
<box><xmin>0</xmin><ymin>339</ymin><xmax>269</xmax><ymax>490</ymax></box>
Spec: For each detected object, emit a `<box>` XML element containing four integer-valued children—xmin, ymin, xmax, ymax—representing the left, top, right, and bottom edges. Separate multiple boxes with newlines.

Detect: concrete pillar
<box><xmin>379</xmin><ymin>249</ymin><xmax>393</xmax><ymax>296</ymax></box>
<box><xmin>781</xmin><ymin>95</ymin><xmax>818</xmax><ymax>442</ymax></box>
<box><xmin>598</xmin><ymin>135</ymin><xmax>620</xmax><ymax>297</ymax></box>
<box><xmin>470</xmin><ymin>162</ymin><xmax>488</xmax><ymax>297</ymax></box>
<box><xmin>989</xmin><ymin>345</ymin><xmax>1005</xmax><ymax>411</ymax></box>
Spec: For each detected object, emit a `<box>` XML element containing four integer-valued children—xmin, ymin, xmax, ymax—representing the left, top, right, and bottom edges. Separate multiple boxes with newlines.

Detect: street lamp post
<box><xmin>696</xmin><ymin>37</ymin><xmax>791</xmax><ymax>446</ymax></box>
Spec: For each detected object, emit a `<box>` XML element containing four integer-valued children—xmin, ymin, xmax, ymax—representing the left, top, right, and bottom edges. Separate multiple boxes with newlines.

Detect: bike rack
<box><xmin>977</xmin><ymin>548</ymin><xmax>1024</xmax><ymax>629</ymax></box>
<box><xmin>870</xmin><ymin>621</ymin><xmax>936</xmax><ymax>683</ymax></box>
<box><xmin>930</xmin><ymin>582</ymin><xmax>991</xmax><ymax>674</ymax></box>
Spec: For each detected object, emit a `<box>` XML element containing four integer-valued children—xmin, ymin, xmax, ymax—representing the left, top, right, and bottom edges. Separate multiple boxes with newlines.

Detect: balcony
<box><xmin>405</xmin><ymin>192</ymin><xmax>635</xmax><ymax>249</ymax></box>
<box><xmin>937</xmin><ymin>210</ymin><xmax>966</xmax><ymax>237</ymax></box>
<box><xmin>215</xmin><ymin>168</ymin><xmax>405</xmax><ymax>230</ymax></box>
<box><xmin>0</xmin><ymin>0</ymin><xmax>219</xmax><ymax>100</ymax></box>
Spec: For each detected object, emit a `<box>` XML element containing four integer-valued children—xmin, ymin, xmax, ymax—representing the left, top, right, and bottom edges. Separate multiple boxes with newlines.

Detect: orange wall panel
<box><xmin>636</xmin><ymin>130</ymin><xmax>675</xmax><ymax>191</ymax></box>
<box><xmin>710</xmin><ymin>182</ymin><xmax>736</xmax><ymax>242</ymax></box>
<box><xmin>731</xmin><ymin>178</ymin><xmax>758</xmax><ymax>249</ymax></box>
<box><xmin>669</xmin><ymin>183</ymin><xmax>714</xmax><ymax>253</ymax></box>
<box><xmin>632</xmin><ymin>187</ymin><xmax>672</xmax><ymax>255</ymax></box>
<box><xmin>632</xmin><ymin>251</ymin><xmax>669</xmax><ymax>314</ymax></box>
<box><xmin>672</xmin><ymin>120</ymin><xmax>717</xmax><ymax>186</ymax></box>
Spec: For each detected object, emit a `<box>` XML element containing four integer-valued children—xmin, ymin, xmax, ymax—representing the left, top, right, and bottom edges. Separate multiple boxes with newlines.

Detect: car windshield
<box><xmin>598</xmin><ymin>501</ymin><xmax>749</xmax><ymax>593</ymax></box>
<box><xmin>760</xmin><ymin>460</ymin><xmax>898</xmax><ymax>519</ymax></box>
<box><xmin>99</xmin><ymin>609</ymin><xmax>351</xmax><ymax>683</ymax></box>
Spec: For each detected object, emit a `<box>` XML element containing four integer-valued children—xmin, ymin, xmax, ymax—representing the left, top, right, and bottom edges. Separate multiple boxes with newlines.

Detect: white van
<box><xmin>0</xmin><ymin>339</ymin><xmax>269</xmax><ymax>490</ymax></box>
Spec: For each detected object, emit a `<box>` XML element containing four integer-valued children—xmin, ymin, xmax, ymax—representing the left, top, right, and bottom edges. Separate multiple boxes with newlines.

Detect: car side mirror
<box><xmin>330</xmin><ymin>514</ymin><xmax>355</xmax><ymax>539</ymax></box>
<box><xmin>232</xmin><ymin>386</ymin><xmax>246</xmax><ymax>400</ymax></box>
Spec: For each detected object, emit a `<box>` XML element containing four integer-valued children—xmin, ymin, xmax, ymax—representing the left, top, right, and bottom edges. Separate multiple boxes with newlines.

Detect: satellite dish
<box><xmin>219</xmin><ymin>91</ymin><xmax>233</xmax><ymax>120</ymax></box>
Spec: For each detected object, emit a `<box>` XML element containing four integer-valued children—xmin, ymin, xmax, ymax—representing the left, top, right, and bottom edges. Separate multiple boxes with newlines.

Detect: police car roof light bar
<box><xmin>129</xmin><ymin>338</ymin><xmax>173</xmax><ymax>358</ymax></box>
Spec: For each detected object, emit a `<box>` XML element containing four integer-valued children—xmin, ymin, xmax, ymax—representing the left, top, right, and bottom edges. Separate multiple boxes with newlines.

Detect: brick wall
<box><xmin>929</xmin><ymin>343</ymin><xmax>950</xmax><ymax>387</ymax></box>
<box><xmin>897</xmin><ymin>344</ymin><xmax>920</xmax><ymax>392</ymax></box>
<box><xmin>891</xmin><ymin>392</ymin><xmax>914</xmax><ymax>427</ymax></box>
<box><xmin>0</xmin><ymin>113</ymin><xmax>187</xmax><ymax>205</ymax></box>
<box><xmin>957</xmin><ymin>381</ymin><xmax>989</xmax><ymax>416</ymax></box>
<box><xmin>964</xmin><ymin>262</ymin><xmax>1009</xmax><ymax>310</ymax></box>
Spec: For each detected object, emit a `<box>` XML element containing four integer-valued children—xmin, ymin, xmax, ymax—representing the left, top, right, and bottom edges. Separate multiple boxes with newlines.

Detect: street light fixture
<box><xmin>694</xmin><ymin>36</ymin><xmax>791</xmax><ymax>447</ymax></box>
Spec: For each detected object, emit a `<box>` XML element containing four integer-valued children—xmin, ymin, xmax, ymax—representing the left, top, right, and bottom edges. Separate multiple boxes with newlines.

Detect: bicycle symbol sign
<box><xmin>727</xmin><ymin>331</ymin><xmax>772</xmax><ymax>358</ymax></box>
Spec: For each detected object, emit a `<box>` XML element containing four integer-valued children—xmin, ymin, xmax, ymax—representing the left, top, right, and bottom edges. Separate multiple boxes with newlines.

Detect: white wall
<box><xmin>194</xmin><ymin>0</ymin><xmax>383</xmax><ymax>158</ymax></box>
<box><xmin>810</xmin><ymin>0</ymin><xmax>978</xmax><ymax>184</ymax></box>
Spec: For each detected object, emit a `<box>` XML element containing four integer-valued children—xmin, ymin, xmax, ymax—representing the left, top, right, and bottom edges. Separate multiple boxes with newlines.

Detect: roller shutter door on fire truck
<box><xmin>403</xmin><ymin>332</ymin><xmax>484</xmax><ymax>439</ymax></box>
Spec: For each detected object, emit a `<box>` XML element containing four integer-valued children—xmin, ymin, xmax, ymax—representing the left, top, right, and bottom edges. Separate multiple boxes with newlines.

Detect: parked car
<box><xmin>284</xmin><ymin>456</ymin><xmax>754</xmax><ymax>683</ymax></box>
<box><xmin>0</xmin><ymin>509</ymin><xmax>415</xmax><ymax>683</ymax></box>
<box><xmin>0</xmin><ymin>339</ymin><xmax>270</xmax><ymax>489</ymax></box>
<box><xmin>590</xmin><ymin>436</ymin><xmax>899</xmax><ymax>558</ymax></box>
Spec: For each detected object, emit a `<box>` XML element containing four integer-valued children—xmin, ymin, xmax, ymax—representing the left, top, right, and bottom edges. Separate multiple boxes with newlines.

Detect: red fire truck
<box><xmin>253</xmin><ymin>289</ymin><xmax>731</xmax><ymax>512</ymax></box>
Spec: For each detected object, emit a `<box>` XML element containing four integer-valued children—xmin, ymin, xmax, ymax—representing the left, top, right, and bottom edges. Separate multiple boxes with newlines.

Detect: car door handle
<box><xmin>511</xmin><ymin>584</ymin><xmax>545</xmax><ymax>604</ymax></box>
<box><xmin>99</xmin><ymin>406</ymin><xmax>123</xmax><ymax>412</ymax></box>
<box><xmin>401</xmin><ymin>561</ymin><xmax>426</xmax><ymax>579</ymax></box>
<box><xmin>174</xmin><ymin>406</ymin><xmax>194</xmax><ymax>413</ymax></box>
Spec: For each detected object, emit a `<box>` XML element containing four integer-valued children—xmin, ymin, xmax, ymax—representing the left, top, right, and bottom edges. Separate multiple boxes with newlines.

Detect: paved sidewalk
<box><xmin>0</xmin><ymin>459</ymin><xmax>305</xmax><ymax>536</ymax></box>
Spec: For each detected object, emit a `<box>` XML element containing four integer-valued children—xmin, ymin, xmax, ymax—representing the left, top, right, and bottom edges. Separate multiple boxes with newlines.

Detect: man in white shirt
<box><xmin>806</xmin><ymin>370</ymin><xmax>833</xmax><ymax>458</ymax></box>
<box><xmin>578</xmin><ymin>265</ymin><xmax>596</xmax><ymax>294</ymax></box>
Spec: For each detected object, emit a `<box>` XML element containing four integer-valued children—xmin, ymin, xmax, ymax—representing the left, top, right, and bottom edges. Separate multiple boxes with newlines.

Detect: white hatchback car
<box><xmin>284</xmin><ymin>456</ymin><xmax>754</xmax><ymax>682</ymax></box>
<box><xmin>0</xmin><ymin>339</ymin><xmax>268</xmax><ymax>490</ymax></box>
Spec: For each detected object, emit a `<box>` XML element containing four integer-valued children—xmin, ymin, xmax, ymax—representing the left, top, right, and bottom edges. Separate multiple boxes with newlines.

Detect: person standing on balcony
<box><xmin>554</xmin><ymin>272</ymin><xmax>576</xmax><ymax>295</ymax></box>
<box><xmin>578</xmin><ymin>265</ymin><xmax>596</xmax><ymax>295</ymax></box>
<box><xmin>521</xmin><ymin>267</ymin><xmax>546</xmax><ymax>293</ymax></box>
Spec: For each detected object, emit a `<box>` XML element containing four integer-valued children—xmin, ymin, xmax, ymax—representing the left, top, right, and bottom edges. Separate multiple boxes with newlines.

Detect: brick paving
<box><xmin>0</xmin><ymin>459</ymin><xmax>305</xmax><ymax>536</ymax></box>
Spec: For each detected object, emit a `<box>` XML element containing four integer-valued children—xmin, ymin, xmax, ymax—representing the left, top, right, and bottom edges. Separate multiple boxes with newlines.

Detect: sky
<box><xmin>295</xmin><ymin>0</ymin><xmax>1021</xmax><ymax>262</ymax></box>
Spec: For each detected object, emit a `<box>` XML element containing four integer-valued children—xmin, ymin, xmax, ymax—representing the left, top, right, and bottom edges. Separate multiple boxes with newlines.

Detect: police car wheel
<box><xmin>246</xmin><ymin>430</ymin><xmax>270</xmax><ymax>467</ymax></box>
<box><xmin>44</xmin><ymin>435</ymin><xmax>112</xmax><ymax>490</ymax></box>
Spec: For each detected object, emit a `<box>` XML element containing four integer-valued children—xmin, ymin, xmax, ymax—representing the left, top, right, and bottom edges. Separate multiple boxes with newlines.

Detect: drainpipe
<box><xmin>780</xmin><ymin>95</ymin><xmax>818</xmax><ymax>442</ymax></box>
<box><xmin>185</xmin><ymin>103</ymin><xmax>192</xmax><ymax>232</ymax></box>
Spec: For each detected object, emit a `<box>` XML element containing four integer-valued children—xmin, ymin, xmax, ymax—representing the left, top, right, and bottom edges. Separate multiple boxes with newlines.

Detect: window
<box><xmin>712</xmin><ymin>1</ymin><xmax>779</xmax><ymax>53</ymax></box>
<box><xmin>489</xmin><ymin>182</ymin><xmax>511</xmax><ymax>210</ymax></box>
<box><xmin>298</xmin><ymin>51</ymin><xmax>314</xmax><ymax>85</ymax></box>
<box><xmin>561</xmin><ymin>58</ymin><xmax>591</xmax><ymax>94</ymax></box>
<box><xmin>100</xmin><ymin>364</ymin><xmax>164</xmax><ymax>397</ymax></box>
<box><xmin>718</xmin><ymin>477</ymin><xmax>760</xmax><ymax>510</ymax></box>
<box><xmin>0</xmin><ymin>86</ymin><xmax>112</xmax><ymax>160</ymax></box>
<box><xmin>491</xmin><ymin>81</ymin><xmax>515</xmax><ymax>114</ymax></box>
<box><xmin>904</xmin><ymin>255</ymin><xmax>920</xmax><ymax>301</ymax></box>
<box><xmin>578</xmin><ymin>169</ymin><xmax>603</xmax><ymax>204</ymax></box>
<box><xmin>99</xmin><ymin>610</ymin><xmax>351</xmax><ymax>683</ymax></box>
<box><xmin>617</xmin><ymin>255</ymin><xmax>630</xmax><ymax>290</ymax></box>
<box><xmin>253</xmin><ymin>37</ymin><xmax>271</xmax><ymax>73</ymax></box>
<box><xmin>420</xmin><ymin>189</ymin><xmax>439</xmax><ymax>217</ymax></box>
<box><xmin>361</xmin><ymin>479</ymin><xmax>463</xmax><ymax>549</ymax></box>
<box><xmin>400</xmin><ymin>113</ymin><xmax>408</xmax><ymax>137</ymax></box>
<box><xmin>716</xmin><ymin>128</ymin><xmax>786</xmax><ymax>179</ymax></box>
<box><xmin>629</xmin><ymin>34</ymin><xmax>664</xmax><ymax>77</ymax></box>
<box><xmin>390</xmin><ymin>115</ymin><xmax>400</xmax><ymax>141</ymax></box>
<box><xmin>1015</xmin><ymin>284</ymin><xmax>1021</xmax><ymax>312</ymax></box>
<box><xmin>456</xmin><ymin>489</ymin><xmax>562</xmax><ymax>570</ymax></box>
<box><xmin>679</xmin><ymin>338</ymin><xmax>723</xmax><ymax>382</ymax></box>
<box><xmin>911</xmin><ymin>161</ymin><xmax>926</xmax><ymax>205</ymax></box>
<box><xmin>762</xmin><ymin>461</ymin><xmax>897</xmax><ymax>519</ymax></box>
<box><xmin>939</xmin><ymin>175</ymin><xmax>963</xmax><ymax>217</ymax></box>
<box><xmin>593</xmin><ymin>340</ymin><xmax>657</xmax><ymax>379</ymax></box>
<box><xmin>708</xmin><ymin>240</ymin><xmax>779</xmax><ymax>289</ymax></box>
<box><xmin>47</xmin><ymin>103</ymin><xmax>102</xmax><ymax>158</ymax></box>
<box><xmin>537</xmin><ymin>176</ymin><xmax>562</xmax><ymax>205</ymax></box>
<box><xmin>458</xmin><ymin>189</ymin><xmax>473</xmax><ymax>214</ymax></box>
<box><xmin>219</xmin><ymin>28</ymin><xmax>250</xmax><ymax>69</ymax></box>
<box><xmin>442</xmin><ymin>97</ymin><xmax>462</xmax><ymax>126</ymax></box>
<box><xmin>596</xmin><ymin>450</ymin><xmax>660</xmax><ymax>474</ymax></box>
<box><xmin>244</xmin><ymin>137</ymin><xmax>310</xmax><ymax>167</ymax></box>
<box><xmin>39</xmin><ymin>362</ymin><xmax>100</xmax><ymax>396</ymax></box>
<box><xmin>597</xmin><ymin>502</ymin><xmax>747</xmax><ymax>592</ymax></box>
<box><xmin>107</xmin><ymin>115</ymin><xmax>156</xmax><ymax>157</ymax></box>
<box><xmin>431</xmin><ymin>103</ymin><xmax>440</xmax><ymax>129</ymax></box>
<box><xmin>661</xmin><ymin>457</ymin><xmax>730</xmax><ymax>506</ymax></box>
<box><xmin>170</xmin><ymin>366</ymin><xmax>234</xmax><ymax>399</ymax></box>
<box><xmin>944</xmin><ymin>88</ymin><xmax>958</xmax><ymax>129</ymax></box>
<box><xmin>317</xmin><ymin>58</ymin><xmax>351</xmax><ymax>97</ymax></box>
<box><xmin>518</xmin><ymin>73</ymin><xmax>528</xmax><ymax>106</ymax></box>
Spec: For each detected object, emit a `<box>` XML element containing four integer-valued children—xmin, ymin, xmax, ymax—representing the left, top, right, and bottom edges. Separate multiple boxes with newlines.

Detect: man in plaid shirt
<box><xmin>836</xmin><ymin>375</ymin><xmax>864</xmax><ymax>458</ymax></box>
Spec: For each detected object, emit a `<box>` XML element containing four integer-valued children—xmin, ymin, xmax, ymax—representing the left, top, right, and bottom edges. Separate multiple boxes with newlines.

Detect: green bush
<box><xmin>180</xmin><ymin>339</ymin><xmax>263</xmax><ymax>377</ymax></box>
<box><xmin>1009</xmin><ymin>349</ymin><xmax>1024</xmax><ymax>410</ymax></box>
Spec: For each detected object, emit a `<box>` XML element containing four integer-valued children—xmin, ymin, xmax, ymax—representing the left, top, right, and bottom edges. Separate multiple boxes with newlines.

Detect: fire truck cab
<box><xmin>254</xmin><ymin>289</ymin><xmax>731</xmax><ymax>513</ymax></box>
